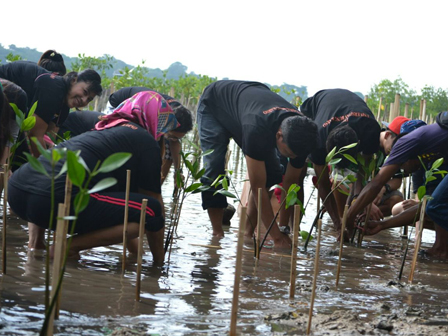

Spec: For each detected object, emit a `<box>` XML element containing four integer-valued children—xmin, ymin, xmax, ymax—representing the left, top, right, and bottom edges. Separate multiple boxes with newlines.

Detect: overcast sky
<box><xmin>3</xmin><ymin>0</ymin><xmax>447</xmax><ymax>96</ymax></box>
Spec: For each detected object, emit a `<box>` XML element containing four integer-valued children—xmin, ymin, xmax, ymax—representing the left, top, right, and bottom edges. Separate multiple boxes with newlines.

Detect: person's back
<box><xmin>0</xmin><ymin>61</ymin><xmax>49</xmax><ymax>106</ymax></box>
<box><xmin>38</xmin><ymin>50</ymin><xmax>66</xmax><ymax>75</ymax></box>
<box><xmin>57</xmin><ymin>110</ymin><xmax>104</xmax><ymax>138</ymax></box>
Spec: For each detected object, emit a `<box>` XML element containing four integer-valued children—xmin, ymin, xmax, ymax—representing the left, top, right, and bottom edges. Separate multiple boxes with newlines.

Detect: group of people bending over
<box><xmin>1</xmin><ymin>52</ymin><xmax>447</xmax><ymax>265</ymax></box>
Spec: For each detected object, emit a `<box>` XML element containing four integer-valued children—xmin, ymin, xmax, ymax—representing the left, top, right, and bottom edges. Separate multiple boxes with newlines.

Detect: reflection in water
<box><xmin>0</xmin><ymin>142</ymin><xmax>448</xmax><ymax>335</ymax></box>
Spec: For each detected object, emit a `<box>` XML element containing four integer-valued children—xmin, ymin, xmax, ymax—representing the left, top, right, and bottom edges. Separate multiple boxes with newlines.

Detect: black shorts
<box><xmin>8</xmin><ymin>185</ymin><xmax>164</xmax><ymax>234</ymax></box>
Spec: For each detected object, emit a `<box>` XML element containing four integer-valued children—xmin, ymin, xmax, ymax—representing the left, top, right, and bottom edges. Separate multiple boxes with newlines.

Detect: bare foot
<box><xmin>336</xmin><ymin>229</ymin><xmax>350</xmax><ymax>242</ymax></box>
<box><xmin>212</xmin><ymin>231</ymin><xmax>225</xmax><ymax>239</ymax></box>
<box><xmin>273</xmin><ymin>234</ymin><xmax>292</xmax><ymax>249</ymax></box>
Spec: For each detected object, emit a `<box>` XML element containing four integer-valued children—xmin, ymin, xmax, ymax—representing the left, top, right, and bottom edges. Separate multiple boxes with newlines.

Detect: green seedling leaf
<box><xmin>74</xmin><ymin>191</ymin><xmax>90</xmax><ymax>213</ymax></box>
<box><xmin>192</xmin><ymin>185</ymin><xmax>211</xmax><ymax>193</ymax></box>
<box><xmin>326</xmin><ymin>146</ymin><xmax>337</xmax><ymax>163</ymax></box>
<box><xmin>55</xmin><ymin>162</ymin><xmax>68</xmax><ymax>179</ymax></box>
<box><xmin>24</xmin><ymin>153</ymin><xmax>49</xmax><ymax>177</ymax></box>
<box><xmin>88</xmin><ymin>177</ymin><xmax>117</xmax><ymax>194</ymax></box>
<box><xmin>213</xmin><ymin>189</ymin><xmax>236</xmax><ymax>198</ymax></box>
<box><xmin>417</xmin><ymin>185</ymin><xmax>426</xmax><ymax>201</ymax></box>
<box><xmin>28</xmin><ymin>101</ymin><xmax>37</xmax><ymax>118</ymax></box>
<box><xmin>346</xmin><ymin>174</ymin><xmax>357</xmax><ymax>183</ymax></box>
<box><xmin>97</xmin><ymin>152</ymin><xmax>132</xmax><ymax>173</ymax></box>
<box><xmin>341</xmin><ymin>143</ymin><xmax>357</xmax><ymax>150</ymax></box>
<box><xmin>222</xmin><ymin>177</ymin><xmax>228</xmax><ymax>190</ymax></box>
<box><xmin>67</xmin><ymin>151</ymin><xmax>86</xmax><ymax>187</ymax></box>
<box><xmin>183</xmin><ymin>159</ymin><xmax>194</xmax><ymax>174</ymax></box>
<box><xmin>368</xmin><ymin>158</ymin><xmax>376</xmax><ymax>174</ymax></box>
<box><xmin>269</xmin><ymin>184</ymin><xmax>285</xmax><ymax>192</ymax></box>
<box><xmin>343</xmin><ymin>154</ymin><xmax>357</xmax><ymax>165</ymax></box>
<box><xmin>201</xmin><ymin>149</ymin><xmax>214</xmax><ymax>157</ymax></box>
<box><xmin>175</xmin><ymin>170</ymin><xmax>184</xmax><ymax>188</ymax></box>
<box><xmin>195</xmin><ymin>167</ymin><xmax>206</xmax><ymax>180</ymax></box>
<box><xmin>192</xmin><ymin>160</ymin><xmax>199</xmax><ymax>176</ymax></box>
<box><xmin>300</xmin><ymin>230</ymin><xmax>312</xmax><ymax>241</ymax></box>
<box><xmin>329</xmin><ymin>158</ymin><xmax>342</xmax><ymax>166</ymax></box>
<box><xmin>22</xmin><ymin>116</ymin><xmax>36</xmax><ymax>132</ymax></box>
<box><xmin>336</xmin><ymin>188</ymin><xmax>350</xmax><ymax>196</ymax></box>
<box><xmin>426</xmin><ymin>176</ymin><xmax>437</xmax><ymax>182</ymax></box>
<box><xmin>287</xmin><ymin>183</ymin><xmax>301</xmax><ymax>194</ymax></box>
<box><xmin>210</xmin><ymin>174</ymin><xmax>225</xmax><ymax>187</ymax></box>
<box><xmin>63</xmin><ymin>216</ymin><xmax>77</xmax><ymax>221</ymax></box>
<box><xmin>431</xmin><ymin>158</ymin><xmax>444</xmax><ymax>171</ymax></box>
<box><xmin>185</xmin><ymin>182</ymin><xmax>202</xmax><ymax>193</ymax></box>
<box><xmin>357</xmin><ymin>153</ymin><xmax>365</xmax><ymax>166</ymax></box>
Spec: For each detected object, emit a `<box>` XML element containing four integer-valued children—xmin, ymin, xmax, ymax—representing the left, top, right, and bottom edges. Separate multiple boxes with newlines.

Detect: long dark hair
<box><xmin>64</xmin><ymin>69</ymin><xmax>103</xmax><ymax>96</ymax></box>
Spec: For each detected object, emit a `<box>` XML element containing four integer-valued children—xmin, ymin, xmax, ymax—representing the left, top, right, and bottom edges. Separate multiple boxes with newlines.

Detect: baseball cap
<box><xmin>400</xmin><ymin>119</ymin><xmax>426</xmax><ymax>134</ymax></box>
<box><xmin>381</xmin><ymin>116</ymin><xmax>410</xmax><ymax>134</ymax></box>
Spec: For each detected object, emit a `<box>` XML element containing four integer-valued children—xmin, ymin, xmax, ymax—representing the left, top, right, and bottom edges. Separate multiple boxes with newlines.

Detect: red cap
<box><xmin>381</xmin><ymin>116</ymin><xmax>410</xmax><ymax>134</ymax></box>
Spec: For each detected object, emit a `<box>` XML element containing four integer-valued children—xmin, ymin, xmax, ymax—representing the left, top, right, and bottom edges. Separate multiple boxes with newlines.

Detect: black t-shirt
<box><xmin>0</xmin><ymin>61</ymin><xmax>70</xmax><ymax>126</ymax></box>
<box><xmin>9</xmin><ymin>122</ymin><xmax>162</xmax><ymax>198</ymax></box>
<box><xmin>57</xmin><ymin>110</ymin><xmax>104</xmax><ymax>138</ymax></box>
<box><xmin>300</xmin><ymin>88</ymin><xmax>380</xmax><ymax>165</ymax></box>
<box><xmin>109</xmin><ymin>87</ymin><xmax>181</xmax><ymax>109</ymax></box>
<box><xmin>200</xmin><ymin>80</ymin><xmax>306</xmax><ymax>167</ymax></box>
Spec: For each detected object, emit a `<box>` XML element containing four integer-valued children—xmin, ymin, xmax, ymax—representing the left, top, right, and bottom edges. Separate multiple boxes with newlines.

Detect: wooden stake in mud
<box><xmin>2</xmin><ymin>165</ymin><xmax>8</xmax><ymax>274</ymax></box>
<box><xmin>122</xmin><ymin>170</ymin><xmax>131</xmax><ymax>273</ymax></box>
<box><xmin>289</xmin><ymin>205</ymin><xmax>301</xmax><ymax>299</ymax></box>
<box><xmin>408</xmin><ymin>198</ymin><xmax>428</xmax><ymax>283</ymax></box>
<box><xmin>136</xmin><ymin>199</ymin><xmax>147</xmax><ymax>302</ymax></box>
<box><xmin>307</xmin><ymin>219</ymin><xmax>322</xmax><ymax>335</ymax></box>
<box><xmin>377</xmin><ymin>97</ymin><xmax>383</xmax><ymax>122</ymax></box>
<box><xmin>394</xmin><ymin>93</ymin><xmax>401</xmax><ymax>119</ymax></box>
<box><xmin>48</xmin><ymin>203</ymin><xmax>68</xmax><ymax>336</ymax></box>
<box><xmin>54</xmin><ymin>176</ymin><xmax>73</xmax><ymax>319</ymax></box>
<box><xmin>256</xmin><ymin>188</ymin><xmax>262</xmax><ymax>259</ymax></box>
<box><xmin>404</xmin><ymin>103</ymin><xmax>409</xmax><ymax>118</ymax></box>
<box><xmin>335</xmin><ymin>205</ymin><xmax>349</xmax><ymax>287</ymax></box>
<box><xmin>230</xmin><ymin>207</ymin><xmax>247</xmax><ymax>336</ymax></box>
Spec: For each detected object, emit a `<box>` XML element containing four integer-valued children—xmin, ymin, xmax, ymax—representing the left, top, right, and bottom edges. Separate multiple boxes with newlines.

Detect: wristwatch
<box><xmin>385</xmin><ymin>183</ymin><xmax>391</xmax><ymax>193</ymax></box>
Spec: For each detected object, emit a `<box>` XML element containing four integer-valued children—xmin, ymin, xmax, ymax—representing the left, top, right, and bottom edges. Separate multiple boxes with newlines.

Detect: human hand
<box><xmin>402</xmin><ymin>199</ymin><xmax>419</xmax><ymax>210</ymax></box>
<box><xmin>367</xmin><ymin>203</ymin><xmax>384</xmax><ymax>221</ymax></box>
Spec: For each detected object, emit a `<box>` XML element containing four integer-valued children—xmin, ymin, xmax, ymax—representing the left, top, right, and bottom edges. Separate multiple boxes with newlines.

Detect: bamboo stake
<box><xmin>404</xmin><ymin>103</ymin><xmax>409</xmax><ymax>118</ymax></box>
<box><xmin>408</xmin><ymin>198</ymin><xmax>428</xmax><ymax>283</ymax></box>
<box><xmin>230</xmin><ymin>207</ymin><xmax>247</xmax><ymax>336</ymax></box>
<box><xmin>47</xmin><ymin>203</ymin><xmax>67</xmax><ymax>336</ymax></box>
<box><xmin>135</xmin><ymin>199</ymin><xmax>147</xmax><ymax>302</ymax></box>
<box><xmin>419</xmin><ymin>99</ymin><xmax>424</xmax><ymax>120</ymax></box>
<box><xmin>2</xmin><ymin>165</ymin><xmax>8</xmax><ymax>274</ymax></box>
<box><xmin>401</xmin><ymin>177</ymin><xmax>408</xmax><ymax>237</ymax></box>
<box><xmin>335</xmin><ymin>205</ymin><xmax>349</xmax><ymax>287</ymax></box>
<box><xmin>421</xmin><ymin>99</ymin><xmax>427</xmax><ymax>123</ymax></box>
<box><xmin>394</xmin><ymin>93</ymin><xmax>401</xmax><ymax>119</ymax></box>
<box><xmin>377</xmin><ymin>97</ymin><xmax>383</xmax><ymax>122</ymax></box>
<box><xmin>55</xmin><ymin>176</ymin><xmax>72</xmax><ymax>319</ymax></box>
<box><xmin>289</xmin><ymin>205</ymin><xmax>301</xmax><ymax>299</ymax></box>
<box><xmin>306</xmin><ymin>219</ymin><xmax>322</xmax><ymax>335</ymax></box>
<box><xmin>122</xmin><ymin>170</ymin><xmax>131</xmax><ymax>273</ymax></box>
<box><xmin>256</xmin><ymin>188</ymin><xmax>262</xmax><ymax>259</ymax></box>
<box><xmin>357</xmin><ymin>167</ymin><xmax>376</xmax><ymax>247</ymax></box>
<box><xmin>388</xmin><ymin>103</ymin><xmax>394</xmax><ymax>123</ymax></box>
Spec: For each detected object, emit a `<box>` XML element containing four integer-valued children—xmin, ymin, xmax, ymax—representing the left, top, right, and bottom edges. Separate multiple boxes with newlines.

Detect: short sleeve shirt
<box><xmin>109</xmin><ymin>86</ymin><xmax>180</xmax><ymax>109</ymax></box>
<box><xmin>57</xmin><ymin>110</ymin><xmax>105</xmax><ymax>137</ymax></box>
<box><xmin>9</xmin><ymin>123</ymin><xmax>162</xmax><ymax>198</ymax></box>
<box><xmin>200</xmin><ymin>80</ymin><xmax>307</xmax><ymax>168</ymax></box>
<box><xmin>300</xmin><ymin>89</ymin><xmax>380</xmax><ymax>165</ymax></box>
<box><xmin>384</xmin><ymin>123</ymin><xmax>448</xmax><ymax>167</ymax></box>
<box><xmin>0</xmin><ymin>61</ymin><xmax>70</xmax><ymax>126</ymax></box>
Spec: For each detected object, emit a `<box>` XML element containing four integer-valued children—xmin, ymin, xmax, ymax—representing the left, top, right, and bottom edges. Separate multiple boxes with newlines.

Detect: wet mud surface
<box><xmin>1</xmin><ymin>148</ymin><xmax>447</xmax><ymax>335</ymax></box>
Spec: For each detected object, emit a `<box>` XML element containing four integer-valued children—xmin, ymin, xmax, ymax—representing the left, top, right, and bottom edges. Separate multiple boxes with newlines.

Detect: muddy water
<box><xmin>1</xmin><ymin>143</ymin><xmax>448</xmax><ymax>335</ymax></box>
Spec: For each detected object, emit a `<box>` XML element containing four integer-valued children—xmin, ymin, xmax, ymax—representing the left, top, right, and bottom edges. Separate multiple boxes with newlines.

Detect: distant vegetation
<box><xmin>1</xmin><ymin>44</ymin><xmax>447</xmax><ymax>119</ymax></box>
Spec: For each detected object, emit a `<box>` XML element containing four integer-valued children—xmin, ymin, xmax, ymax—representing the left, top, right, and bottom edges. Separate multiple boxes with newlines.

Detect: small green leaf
<box><xmin>192</xmin><ymin>185</ymin><xmax>211</xmax><ymax>193</ymax></box>
<box><xmin>342</xmin><ymin>154</ymin><xmax>357</xmax><ymax>165</ymax></box>
<box><xmin>97</xmin><ymin>152</ymin><xmax>132</xmax><ymax>173</ymax></box>
<box><xmin>195</xmin><ymin>168</ymin><xmax>206</xmax><ymax>180</ymax></box>
<box><xmin>22</xmin><ymin>116</ymin><xmax>36</xmax><ymax>131</ymax></box>
<box><xmin>175</xmin><ymin>170</ymin><xmax>184</xmax><ymax>188</ymax></box>
<box><xmin>341</xmin><ymin>142</ymin><xmax>357</xmax><ymax>150</ymax></box>
<box><xmin>185</xmin><ymin>182</ymin><xmax>202</xmax><ymax>193</ymax></box>
<box><xmin>28</xmin><ymin>101</ymin><xmax>37</xmax><ymax>117</ymax></box>
<box><xmin>346</xmin><ymin>174</ymin><xmax>357</xmax><ymax>183</ymax></box>
<box><xmin>88</xmin><ymin>177</ymin><xmax>117</xmax><ymax>194</ymax></box>
<box><xmin>74</xmin><ymin>192</ymin><xmax>90</xmax><ymax>213</ymax></box>
<box><xmin>426</xmin><ymin>176</ymin><xmax>437</xmax><ymax>182</ymax></box>
<box><xmin>30</xmin><ymin>137</ymin><xmax>51</xmax><ymax>161</ymax></box>
<box><xmin>24</xmin><ymin>153</ymin><xmax>49</xmax><ymax>177</ymax></box>
<box><xmin>210</xmin><ymin>174</ymin><xmax>224</xmax><ymax>187</ymax></box>
<box><xmin>300</xmin><ymin>230</ymin><xmax>312</xmax><ymax>241</ymax></box>
<box><xmin>269</xmin><ymin>184</ymin><xmax>285</xmax><ymax>192</ymax></box>
<box><xmin>431</xmin><ymin>158</ymin><xmax>444</xmax><ymax>171</ymax></box>
<box><xmin>222</xmin><ymin>177</ymin><xmax>228</xmax><ymax>190</ymax></box>
<box><xmin>213</xmin><ymin>189</ymin><xmax>236</xmax><ymax>198</ymax></box>
<box><xmin>329</xmin><ymin>158</ymin><xmax>342</xmax><ymax>165</ymax></box>
<box><xmin>417</xmin><ymin>185</ymin><xmax>426</xmax><ymax>200</ymax></box>
<box><xmin>326</xmin><ymin>146</ymin><xmax>337</xmax><ymax>163</ymax></box>
<box><xmin>67</xmin><ymin>151</ymin><xmax>86</xmax><ymax>187</ymax></box>
<box><xmin>201</xmin><ymin>149</ymin><xmax>214</xmax><ymax>157</ymax></box>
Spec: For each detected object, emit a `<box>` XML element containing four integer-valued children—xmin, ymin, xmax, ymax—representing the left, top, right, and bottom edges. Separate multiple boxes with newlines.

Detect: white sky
<box><xmin>3</xmin><ymin>0</ymin><xmax>447</xmax><ymax>96</ymax></box>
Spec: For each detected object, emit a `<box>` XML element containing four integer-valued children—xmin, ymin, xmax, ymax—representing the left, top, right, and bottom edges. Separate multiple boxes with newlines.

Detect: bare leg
<box><xmin>69</xmin><ymin>223</ymin><xmax>140</xmax><ymax>257</ymax></box>
<box><xmin>28</xmin><ymin>223</ymin><xmax>46</xmax><ymax>250</ymax></box>
<box><xmin>207</xmin><ymin>208</ymin><xmax>224</xmax><ymax>237</ymax></box>
<box><xmin>146</xmin><ymin>227</ymin><xmax>165</xmax><ymax>265</ymax></box>
<box><xmin>245</xmin><ymin>189</ymin><xmax>257</xmax><ymax>238</ymax></box>
<box><xmin>127</xmin><ymin>238</ymin><xmax>139</xmax><ymax>255</ymax></box>
<box><xmin>426</xmin><ymin>224</ymin><xmax>448</xmax><ymax>258</ymax></box>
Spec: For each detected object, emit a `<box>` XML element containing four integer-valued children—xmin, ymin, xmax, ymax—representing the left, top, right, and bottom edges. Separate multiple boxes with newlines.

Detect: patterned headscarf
<box><xmin>95</xmin><ymin>91</ymin><xmax>179</xmax><ymax>139</ymax></box>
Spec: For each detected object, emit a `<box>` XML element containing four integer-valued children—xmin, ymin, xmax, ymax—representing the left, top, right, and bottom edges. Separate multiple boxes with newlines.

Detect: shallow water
<box><xmin>1</xmin><ymin>142</ymin><xmax>448</xmax><ymax>335</ymax></box>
